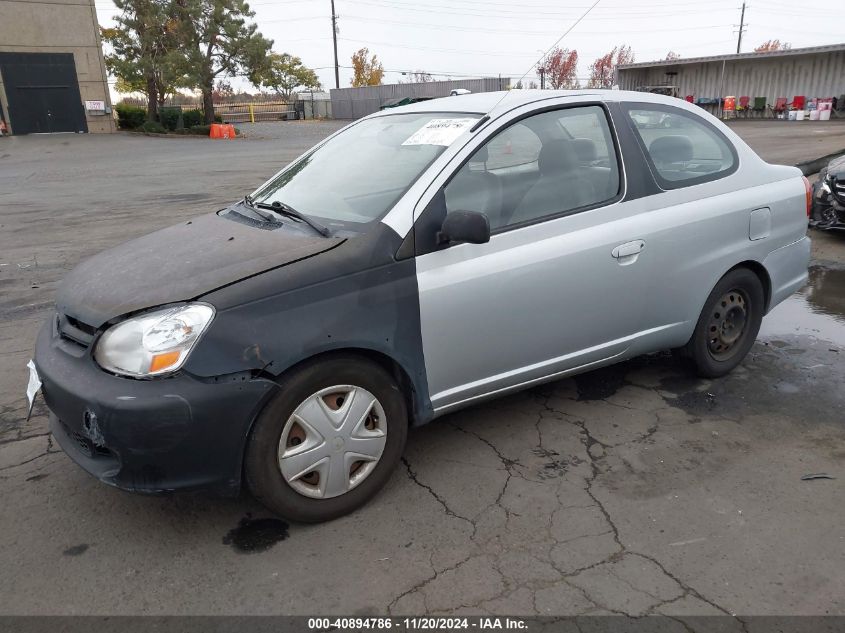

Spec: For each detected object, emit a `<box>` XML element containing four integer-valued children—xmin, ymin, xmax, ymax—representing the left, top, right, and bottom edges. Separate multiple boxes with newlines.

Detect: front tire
<box><xmin>245</xmin><ymin>355</ymin><xmax>408</xmax><ymax>523</ymax></box>
<box><xmin>683</xmin><ymin>268</ymin><xmax>765</xmax><ymax>378</ymax></box>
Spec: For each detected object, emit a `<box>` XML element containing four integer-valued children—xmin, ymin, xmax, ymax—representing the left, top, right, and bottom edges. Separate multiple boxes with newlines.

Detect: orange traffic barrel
<box><xmin>209</xmin><ymin>123</ymin><xmax>236</xmax><ymax>139</ymax></box>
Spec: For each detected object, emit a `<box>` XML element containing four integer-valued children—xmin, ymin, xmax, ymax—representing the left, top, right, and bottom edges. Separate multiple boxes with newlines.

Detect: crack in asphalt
<box><xmin>4</xmin><ymin>345</ymin><xmax>813</xmax><ymax>622</ymax></box>
<box><xmin>400</xmin><ymin>457</ymin><xmax>477</xmax><ymax>532</ymax></box>
<box><xmin>387</xmin><ymin>549</ymin><xmax>476</xmax><ymax>614</ymax></box>
<box><xmin>392</xmin><ymin>381</ymin><xmax>750</xmax><ymax>622</ymax></box>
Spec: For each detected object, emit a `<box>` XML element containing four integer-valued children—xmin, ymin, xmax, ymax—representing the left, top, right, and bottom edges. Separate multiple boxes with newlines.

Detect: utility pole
<box><xmin>331</xmin><ymin>0</ymin><xmax>340</xmax><ymax>89</ymax></box>
<box><xmin>735</xmin><ymin>1</ymin><xmax>746</xmax><ymax>54</ymax></box>
<box><xmin>538</xmin><ymin>66</ymin><xmax>545</xmax><ymax>89</ymax></box>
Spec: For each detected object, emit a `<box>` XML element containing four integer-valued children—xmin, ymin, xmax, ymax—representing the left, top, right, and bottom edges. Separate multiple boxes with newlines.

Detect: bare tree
<box><xmin>754</xmin><ymin>39</ymin><xmax>791</xmax><ymax>52</ymax></box>
<box><xmin>408</xmin><ymin>70</ymin><xmax>433</xmax><ymax>83</ymax></box>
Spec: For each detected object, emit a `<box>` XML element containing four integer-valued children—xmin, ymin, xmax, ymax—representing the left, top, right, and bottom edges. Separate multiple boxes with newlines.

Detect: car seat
<box><xmin>571</xmin><ymin>138</ymin><xmax>616</xmax><ymax>201</ymax></box>
<box><xmin>648</xmin><ymin>135</ymin><xmax>693</xmax><ymax>180</ymax></box>
<box><xmin>509</xmin><ymin>139</ymin><xmax>595</xmax><ymax>225</ymax></box>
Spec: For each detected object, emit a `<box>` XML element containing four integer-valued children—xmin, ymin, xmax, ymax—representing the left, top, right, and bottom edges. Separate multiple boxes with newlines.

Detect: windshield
<box><xmin>251</xmin><ymin>112</ymin><xmax>480</xmax><ymax>227</ymax></box>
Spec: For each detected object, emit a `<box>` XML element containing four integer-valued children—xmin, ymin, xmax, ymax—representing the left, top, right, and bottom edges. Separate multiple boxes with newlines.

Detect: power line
<box><xmin>341</xmin><ymin>0</ymin><xmax>740</xmax><ymax>10</ymax></box>
<box><xmin>337</xmin><ymin>64</ymin><xmax>522</xmax><ymax>78</ymax></box>
<box><xmin>337</xmin><ymin>37</ymin><xmax>537</xmax><ymax>58</ymax></box>
<box><xmin>340</xmin><ymin>14</ymin><xmax>733</xmax><ymax>35</ymax></box>
<box><xmin>340</xmin><ymin>0</ymin><xmax>739</xmax><ymax>20</ymax></box>
<box><xmin>512</xmin><ymin>0</ymin><xmax>602</xmax><ymax>93</ymax></box>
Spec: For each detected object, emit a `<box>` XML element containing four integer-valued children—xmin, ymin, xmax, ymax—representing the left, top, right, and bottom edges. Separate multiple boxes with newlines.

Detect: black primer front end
<box><xmin>36</xmin><ymin>316</ymin><xmax>276</xmax><ymax>493</ymax></box>
<box><xmin>34</xmin><ymin>210</ymin><xmax>429</xmax><ymax>495</ymax></box>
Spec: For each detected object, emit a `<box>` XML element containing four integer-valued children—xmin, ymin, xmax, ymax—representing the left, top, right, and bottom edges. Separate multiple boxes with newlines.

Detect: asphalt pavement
<box><xmin>0</xmin><ymin>122</ymin><xmax>844</xmax><ymax>620</ymax></box>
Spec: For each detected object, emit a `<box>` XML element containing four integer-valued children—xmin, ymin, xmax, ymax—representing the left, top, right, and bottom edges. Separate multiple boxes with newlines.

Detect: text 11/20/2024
<box><xmin>307</xmin><ymin>617</ymin><xmax>528</xmax><ymax>630</ymax></box>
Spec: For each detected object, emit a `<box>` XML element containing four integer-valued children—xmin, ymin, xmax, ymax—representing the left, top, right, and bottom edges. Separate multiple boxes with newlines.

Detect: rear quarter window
<box><xmin>625</xmin><ymin>104</ymin><xmax>738</xmax><ymax>189</ymax></box>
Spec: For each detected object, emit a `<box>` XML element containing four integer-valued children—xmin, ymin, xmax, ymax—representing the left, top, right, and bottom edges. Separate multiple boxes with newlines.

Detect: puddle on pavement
<box><xmin>759</xmin><ymin>265</ymin><xmax>845</xmax><ymax>347</ymax></box>
<box><xmin>223</xmin><ymin>515</ymin><xmax>289</xmax><ymax>554</ymax></box>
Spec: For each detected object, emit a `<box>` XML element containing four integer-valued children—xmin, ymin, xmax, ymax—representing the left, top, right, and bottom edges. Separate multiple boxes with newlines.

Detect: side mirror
<box><xmin>437</xmin><ymin>211</ymin><xmax>490</xmax><ymax>245</ymax></box>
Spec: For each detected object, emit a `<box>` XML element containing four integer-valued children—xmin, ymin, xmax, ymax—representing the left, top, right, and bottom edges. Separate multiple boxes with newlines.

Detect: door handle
<box><xmin>612</xmin><ymin>240</ymin><xmax>645</xmax><ymax>259</ymax></box>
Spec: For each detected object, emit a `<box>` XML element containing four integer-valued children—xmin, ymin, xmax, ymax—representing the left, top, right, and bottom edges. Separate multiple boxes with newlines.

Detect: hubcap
<box><xmin>277</xmin><ymin>385</ymin><xmax>387</xmax><ymax>499</ymax></box>
<box><xmin>707</xmin><ymin>289</ymin><xmax>749</xmax><ymax>360</ymax></box>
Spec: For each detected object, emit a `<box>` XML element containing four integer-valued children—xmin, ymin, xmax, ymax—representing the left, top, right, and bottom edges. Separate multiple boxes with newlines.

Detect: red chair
<box><xmin>685</xmin><ymin>95</ymin><xmax>694</xmax><ymax>103</ymax></box>
<box><xmin>770</xmin><ymin>97</ymin><xmax>788</xmax><ymax>117</ymax></box>
<box><xmin>789</xmin><ymin>95</ymin><xmax>806</xmax><ymax>111</ymax></box>
<box><xmin>737</xmin><ymin>96</ymin><xmax>750</xmax><ymax>117</ymax></box>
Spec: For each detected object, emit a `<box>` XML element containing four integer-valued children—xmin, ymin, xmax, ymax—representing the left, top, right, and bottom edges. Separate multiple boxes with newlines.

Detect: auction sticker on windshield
<box><xmin>402</xmin><ymin>118</ymin><xmax>477</xmax><ymax>146</ymax></box>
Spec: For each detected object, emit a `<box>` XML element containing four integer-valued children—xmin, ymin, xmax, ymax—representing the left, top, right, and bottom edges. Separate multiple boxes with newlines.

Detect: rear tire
<box><xmin>245</xmin><ymin>355</ymin><xmax>408</xmax><ymax>523</ymax></box>
<box><xmin>683</xmin><ymin>268</ymin><xmax>764</xmax><ymax>378</ymax></box>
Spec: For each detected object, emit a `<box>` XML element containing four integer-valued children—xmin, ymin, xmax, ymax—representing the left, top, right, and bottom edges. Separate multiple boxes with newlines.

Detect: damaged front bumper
<box><xmin>811</xmin><ymin>178</ymin><xmax>845</xmax><ymax>230</ymax></box>
<box><xmin>34</xmin><ymin>316</ymin><xmax>276</xmax><ymax>495</ymax></box>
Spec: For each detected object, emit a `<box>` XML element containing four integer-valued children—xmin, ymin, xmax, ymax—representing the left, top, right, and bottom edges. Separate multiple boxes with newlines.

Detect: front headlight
<box><xmin>94</xmin><ymin>303</ymin><xmax>215</xmax><ymax>377</ymax></box>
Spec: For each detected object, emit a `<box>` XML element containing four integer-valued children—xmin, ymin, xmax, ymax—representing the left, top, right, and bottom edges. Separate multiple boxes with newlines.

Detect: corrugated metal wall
<box><xmin>330</xmin><ymin>77</ymin><xmax>510</xmax><ymax>119</ymax></box>
<box><xmin>617</xmin><ymin>51</ymin><xmax>845</xmax><ymax>106</ymax></box>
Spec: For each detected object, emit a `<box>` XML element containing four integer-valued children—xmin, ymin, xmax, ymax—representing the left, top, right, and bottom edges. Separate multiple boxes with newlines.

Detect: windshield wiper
<box><xmin>241</xmin><ymin>195</ymin><xmax>280</xmax><ymax>224</ymax></box>
<box><xmin>255</xmin><ymin>200</ymin><xmax>331</xmax><ymax>237</ymax></box>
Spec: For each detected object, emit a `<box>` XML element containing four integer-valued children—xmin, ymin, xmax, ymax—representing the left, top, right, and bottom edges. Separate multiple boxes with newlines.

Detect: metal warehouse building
<box><xmin>331</xmin><ymin>77</ymin><xmax>510</xmax><ymax>119</ymax></box>
<box><xmin>616</xmin><ymin>43</ymin><xmax>845</xmax><ymax>109</ymax></box>
<box><xmin>0</xmin><ymin>0</ymin><xmax>115</xmax><ymax>134</ymax></box>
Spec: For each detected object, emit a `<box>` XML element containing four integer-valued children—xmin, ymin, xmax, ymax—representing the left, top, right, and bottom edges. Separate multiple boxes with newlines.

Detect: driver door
<box><xmin>414</xmin><ymin>103</ymin><xmax>654</xmax><ymax>413</ymax></box>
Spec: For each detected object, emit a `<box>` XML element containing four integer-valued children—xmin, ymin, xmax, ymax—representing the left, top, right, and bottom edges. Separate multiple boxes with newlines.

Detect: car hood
<box><xmin>56</xmin><ymin>211</ymin><xmax>342</xmax><ymax>328</ymax></box>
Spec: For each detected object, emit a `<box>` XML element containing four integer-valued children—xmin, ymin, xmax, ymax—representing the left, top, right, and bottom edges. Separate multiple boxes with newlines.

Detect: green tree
<box><xmin>174</xmin><ymin>0</ymin><xmax>273</xmax><ymax>123</ymax></box>
<box><xmin>258</xmin><ymin>53</ymin><xmax>321</xmax><ymax>100</ymax></box>
<box><xmin>350</xmin><ymin>47</ymin><xmax>384</xmax><ymax>87</ymax></box>
<box><xmin>101</xmin><ymin>0</ymin><xmax>188</xmax><ymax>121</ymax></box>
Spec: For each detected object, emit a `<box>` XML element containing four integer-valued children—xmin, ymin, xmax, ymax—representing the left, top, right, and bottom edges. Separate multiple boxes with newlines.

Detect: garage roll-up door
<box><xmin>0</xmin><ymin>52</ymin><xmax>88</xmax><ymax>135</ymax></box>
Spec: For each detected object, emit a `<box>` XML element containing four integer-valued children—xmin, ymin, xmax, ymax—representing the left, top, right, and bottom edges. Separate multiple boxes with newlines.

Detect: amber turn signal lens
<box><xmin>802</xmin><ymin>176</ymin><xmax>812</xmax><ymax>218</ymax></box>
<box><xmin>149</xmin><ymin>351</ymin><xmax>182</xmax><ymax>373</ymax></box>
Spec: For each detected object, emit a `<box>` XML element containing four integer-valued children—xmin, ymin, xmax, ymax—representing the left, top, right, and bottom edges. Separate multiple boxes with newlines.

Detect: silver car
<box><xmin>33</xmin><ymin>90</ymin><xmax>811</xmax><ymax>522</ymax></box>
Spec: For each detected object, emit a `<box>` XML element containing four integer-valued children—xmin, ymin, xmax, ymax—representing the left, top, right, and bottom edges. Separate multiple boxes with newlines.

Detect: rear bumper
<box><xmin>34</xmin><ymin>317</ymin><xmax>276</xmax><ymax>495</ymax></box>
<box><xmin>763</xmin><ymin>235</ymin><xmax>811</xmax><ymax>313</ymax></box>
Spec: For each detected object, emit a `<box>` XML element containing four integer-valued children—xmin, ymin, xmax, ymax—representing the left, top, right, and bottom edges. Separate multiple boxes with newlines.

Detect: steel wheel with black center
<box><xmin>684</xmin><ymin>267</ymin><xmax>764</xmax><ymax>378</ymax></box>
<box><xmin>245</xmin><ymin>355</ymin><xmax>408</xmax><ymax>522</ymax></box>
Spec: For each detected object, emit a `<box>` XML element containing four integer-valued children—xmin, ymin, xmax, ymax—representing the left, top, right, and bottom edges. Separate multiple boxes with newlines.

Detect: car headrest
<box><xmin>571</xmin><ymin>138</ymin><xmax>598</xmax><ymax>163</ymax></box>
<box><xmin>538</xmin><ymin>139</ymin><xmax>578</xmax><ymax>176</ymax></box>
<box><xmin>470</xmin><ymin>145</ymin><xmax>489</xmax><ymax>163</ymax></box>
<box><xmin>648</xmin><ymin>135</ymin><xmax>693</xmax><ymax>163</ymax></box>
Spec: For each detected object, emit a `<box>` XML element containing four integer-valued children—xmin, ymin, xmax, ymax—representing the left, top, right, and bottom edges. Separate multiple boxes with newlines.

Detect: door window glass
<box><xmin>626</xmin><ymin>106</ymin><xmax>737</xmax><ymax>187</ymax></box>
<box><xmin>444</xmin><ymin>105</ymin><xmax>620</xmax><ymax>231</ymax></box>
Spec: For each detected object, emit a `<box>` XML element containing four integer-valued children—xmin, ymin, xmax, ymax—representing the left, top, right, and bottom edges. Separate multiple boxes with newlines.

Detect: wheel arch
<box><xmin>265</xmin><ymin>346</ymin><xmax>429</xmax><ymax>427</ymax></box>
<box><xmin>679</xmin><ymin>258</ymin><xmax>773</xmax><ymax>352</ymax></box>
<box><xmin>237</xmin><ymin>346</ymin><xmax>429</xmax><ymax>496</ymax></box>
<box><xmin>730</xmin><ymin>259</ymin><xmax>772</xmax><ymax>312</ymax></box>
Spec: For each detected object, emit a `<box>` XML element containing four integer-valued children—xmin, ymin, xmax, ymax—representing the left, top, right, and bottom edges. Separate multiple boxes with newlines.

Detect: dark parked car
<box><xmin>810</xmin><ymin>155</ymin><xmax>845</xmax><ymax>230</ymax></box>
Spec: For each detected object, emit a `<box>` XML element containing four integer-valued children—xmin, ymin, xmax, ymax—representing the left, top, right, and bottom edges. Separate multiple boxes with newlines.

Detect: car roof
<box><xmin>373</xmin><ymin>89</ymin><xmax>692</xmax><ymax>118</ymax></box>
